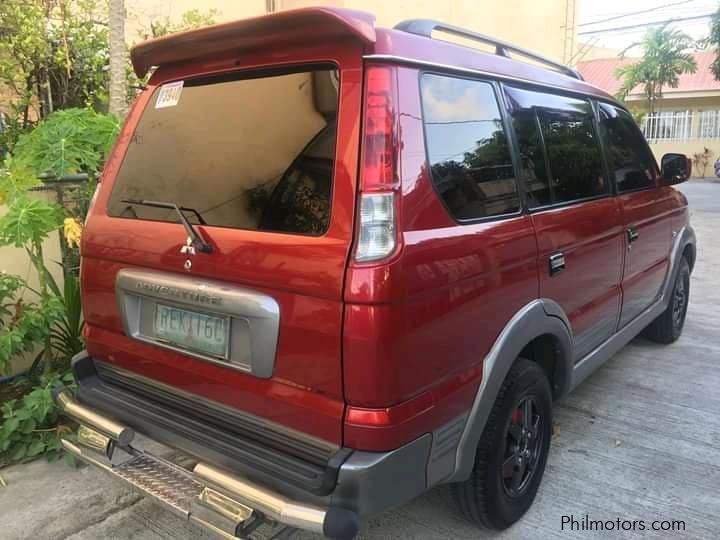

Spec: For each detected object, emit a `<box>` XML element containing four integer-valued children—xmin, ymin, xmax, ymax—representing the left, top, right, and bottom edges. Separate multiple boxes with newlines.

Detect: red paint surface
<box><xmin>532</xmin><ymin>198</ymin><xmax>624</xmax><ymax>346</ymax></box>
<box><xmin>82</xmin><ymin>8</ymin><xmax>691</xmax><ymax>454</ymax></box>
<box><xmin>342</xmin><ymin>66</ymin><xmax>538</xmax><ymax>448</ymax></box>
<box><xmin>82</xmin><ymin>40</ymin><xmax>364</xmax><ymax>445</ymax></box>
<box><xmin>617</xmin><ymin>185</ymin><xmax>676</xmax><ymax>327</ymax></box>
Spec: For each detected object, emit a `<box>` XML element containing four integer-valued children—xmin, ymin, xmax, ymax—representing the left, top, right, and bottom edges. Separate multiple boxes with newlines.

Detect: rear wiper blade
<box><xmin>121</xmin><ymin>198</ymin><xmax>213</xmax><ymax>254</ymax></box>
<box><xmin>122</xmin><ymin>199</ymin><xmax>207</xmax><ymax>224</ymax></box>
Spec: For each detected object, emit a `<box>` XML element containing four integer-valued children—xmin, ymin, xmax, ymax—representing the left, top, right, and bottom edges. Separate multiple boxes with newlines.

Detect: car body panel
<box><xmin>71</xmin><ymin>9</ymin><xmax>694</xmax><ymax>528</ymax></box>
<box><xmin>81</xmin><ymin>39</ymin><xmax>364</xmax><ymax>445</ymax></box>
<box><xmin>617</xmin><ymin>185</ymin><xmax>675</xmax><ymax>327</ymax></box>
<box><xmin>530</xmin><ymin>198</ymin><xmax>625</xmax><ymax>361</ymax></box>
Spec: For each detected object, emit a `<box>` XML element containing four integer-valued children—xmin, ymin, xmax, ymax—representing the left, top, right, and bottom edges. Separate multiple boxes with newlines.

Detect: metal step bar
<box><xmin>394</xmin><ymin>19</ymin><xmax>584</xmax><ymax>81</ymax></box>
<box><xmin>54</xmin><ymin>390</ymin><xmax>359</xmax><ymax>539</ymax></box>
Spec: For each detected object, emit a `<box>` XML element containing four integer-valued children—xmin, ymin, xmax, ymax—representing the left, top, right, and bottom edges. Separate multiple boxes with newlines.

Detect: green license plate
<box><xmin>154</xmin><ymin>304</ymin><xmax>229</xmax><ymax>358</ymax></box>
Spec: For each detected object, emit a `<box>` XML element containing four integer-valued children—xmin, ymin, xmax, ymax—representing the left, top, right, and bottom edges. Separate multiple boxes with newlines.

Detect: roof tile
<box><xmin>577</xmin><ymin>51</ymin><xmax>720</xmax><ymax>97</ymax></box>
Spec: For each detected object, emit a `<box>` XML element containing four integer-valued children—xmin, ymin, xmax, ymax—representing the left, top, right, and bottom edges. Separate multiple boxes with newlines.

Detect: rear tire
<box><xmin>452</xmin><ymin>357</ymin><xmax>552</xmax><ymax>530</ymax></box>
<box><xmin>644</xmin><ymin>257</ymin><xmax>690</xmax><ymax>344</ymax></box>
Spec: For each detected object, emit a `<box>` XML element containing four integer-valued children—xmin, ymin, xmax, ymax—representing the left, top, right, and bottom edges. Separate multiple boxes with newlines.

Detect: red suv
<box><xmin>55</xmin><ymin>8</ymin><xmax>696</xmax><ymax>539</ymax></box>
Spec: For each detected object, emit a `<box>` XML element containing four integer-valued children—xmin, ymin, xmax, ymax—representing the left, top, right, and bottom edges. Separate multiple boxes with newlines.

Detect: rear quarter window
<box><xmin>420</xmin><ymin>74</ymin><xmax>520</xmax><ymax>221</ymax></box>
<box><xmin>107</xmin><ymin>67</ymin><xmax>340</xmax><ymax>235</ymax></box>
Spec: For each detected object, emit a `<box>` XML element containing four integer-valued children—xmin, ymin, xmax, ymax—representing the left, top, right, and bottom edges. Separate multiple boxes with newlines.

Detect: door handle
<box><xmin>549</xmin><ymin>252</ymin><xmax>565</xmax><ymax>276</ymax></box>
<box><xmin>627</xmin><ymin>227</ymin><xmax>639</xmax><ymax>244</ymax></box>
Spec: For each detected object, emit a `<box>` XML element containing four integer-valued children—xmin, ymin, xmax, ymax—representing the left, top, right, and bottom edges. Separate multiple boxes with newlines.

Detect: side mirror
<box><xmin>661</xmin><ymin>153</ymin><xmax>691</xmax><ymax>185</ymax></box>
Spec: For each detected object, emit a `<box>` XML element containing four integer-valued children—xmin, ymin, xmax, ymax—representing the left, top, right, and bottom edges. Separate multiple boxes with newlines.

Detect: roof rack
<box><xmin>394</xmin><ymin>19</ymin><xmax>584</xmax><ymax>81</ymax></box>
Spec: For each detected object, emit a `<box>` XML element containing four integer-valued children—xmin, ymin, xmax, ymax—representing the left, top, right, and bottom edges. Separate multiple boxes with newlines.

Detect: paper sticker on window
<box><xmin>156</xmin><ymin>81</ymin><xmax>184</xmax><ymax>109</ymax></box>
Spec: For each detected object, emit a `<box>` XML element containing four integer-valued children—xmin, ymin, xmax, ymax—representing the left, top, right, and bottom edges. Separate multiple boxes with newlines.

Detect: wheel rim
<box><xmin>501</xmin><ymin>396</ymin><xmax>544</xmax><ymax>498</ymax></box>
<box><xmin>672</xmin><ymin>275</ymin><xmax>688</xmax><ymax>328</ymax></box>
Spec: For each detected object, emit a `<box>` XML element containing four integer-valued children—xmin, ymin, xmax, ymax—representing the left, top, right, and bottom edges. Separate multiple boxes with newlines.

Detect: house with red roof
<box><xmin>578</xmin><ymin>50</ymin><xmax>720</xmax><ymax>177</ymax></box>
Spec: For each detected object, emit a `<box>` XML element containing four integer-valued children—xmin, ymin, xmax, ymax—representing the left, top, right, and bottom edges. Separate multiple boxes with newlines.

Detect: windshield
<box><xmin>107</xmin><ymin>66</ymin><xmax>339</xmax><ymax>235</ymax></box>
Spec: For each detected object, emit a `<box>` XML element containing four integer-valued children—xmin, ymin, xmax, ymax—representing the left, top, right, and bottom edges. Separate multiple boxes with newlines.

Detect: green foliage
<box><xmin>0</xmin><ymin>285</ymin><xmax>64</xmax><ymax>376</ymax></box>
<box><xmin>0</xmin><ymin>162</ymin><xmax>41</xmax><ymax>204</ymax></box>
<box><xmin>710</xmin><ymin>7</ymin><xmax>720</xmax><ymax>81</ymax></box>
<box><xmin>12</xmin><ymin>109</ymin><xmax>120</xmax><ymax>179</ymax></box>
<box><xmin>47</xmin><ymin>271</ymin><xmax>84</xmax><ymax>369</ymax></box>
<box><xmin>629</xmin><ymin>108</ymin><xmax>646</xmax><ymax>128</ymax></box>
<box><xmin>0</xmin><ymin>3</ymin><xmax>221</xmax><ymax>466</ymax></box>
<box><xmin>0</xmin><ymin>113</ymin><xmax>32</xmax><ymax>157</ymax></box>
<box><xmin>0</xmin><ymin>273</ymin><xmax>25</xmax><ymax>326</ymax></box>
<box><xmin>615</xmin><ymin>25</ymin><xmax>697</xmax><ymax>114</ymax></box>
<box><xmin>0</xmin><ymin>107</ymin><xmax>113</xmax><ymax>377</ymax></box>
<box><xmin>140</xmin><ymin>8</ymin><xmax>220</xmax><ymax>40</ymax></box>
<box><xmin>0</xmin><ymin>370</ymin><xmax>75</xmax><ymax>466</ymax></box>
<box><xmin>127</xmin><ymin>7</ymin><xmax>220</xmax><ymax>98</ymax></box>
<box><xmin>0</xmin><ymin>196</ymin><xmax>65</xmax><ymax>249</ymax></box>
<box><xmin>0</xmin><ymin>0</ymin><xmax>110</xmax><ymax>132</ymax></box>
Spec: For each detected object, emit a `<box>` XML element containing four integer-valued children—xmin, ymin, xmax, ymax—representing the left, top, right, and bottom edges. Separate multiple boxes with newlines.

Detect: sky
<box><xmin>578</xmin><ymin>0</ymin><xmax>718</xmax><ymax>53</ymax></box>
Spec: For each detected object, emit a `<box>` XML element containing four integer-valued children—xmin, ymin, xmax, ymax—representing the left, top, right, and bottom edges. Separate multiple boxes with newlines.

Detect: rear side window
<box><xmin>508</xmin><ymin>108</ymin><xmax>551</xmax><ymax>207</ymax></box>
<box><xmin>598</xmin><ymin>103</ymin><xmax>657</xmax><ymax>192</ymax></box>
<box><xmin>506</xmin><ymin>86</ymin><xmax>608</xmax><ymax>208</ymax></box>
<box><xmin>420</xmin><ymin>74</ymin><xmax>519</xmax><ymax>221</ymax></box>
<box><xmin>108</xmin><ymin>67</ymin><xmax>339</xmax><ymax>235</ymax></box>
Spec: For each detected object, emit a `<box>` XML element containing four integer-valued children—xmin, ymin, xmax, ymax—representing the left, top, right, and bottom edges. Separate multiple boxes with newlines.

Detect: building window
<box><xmin>642</xmin><ymin>111</ymin><xmax>693</xmax><ymax>141</ymax></box>
<box><xmin>699</xmin><ymin>110</ymin><xmax>720</xmax><ymax>139</ymax></box>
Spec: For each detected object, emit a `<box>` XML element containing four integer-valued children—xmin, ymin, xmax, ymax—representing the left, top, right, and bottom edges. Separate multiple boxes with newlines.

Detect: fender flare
<box><xmin>665</xmin><ymin>225</ymin><xmax>696</xmax><ymax>298</ymax></box>
<box><xmin>446</xmin><ymin>299</ymin><xmax>573</xmax><ymax>483</ymax></box>
<box><xmin>447</xmin><ymin>224</ymin><xmax>696</xmax><ymax>483</ymax></box>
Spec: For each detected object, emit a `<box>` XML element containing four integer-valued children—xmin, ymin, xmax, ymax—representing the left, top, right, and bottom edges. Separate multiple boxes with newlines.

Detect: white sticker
<box><xmin>155</xmin><ymin>81</ymin><xmax>184</xmax><ymax>108</ymax></box>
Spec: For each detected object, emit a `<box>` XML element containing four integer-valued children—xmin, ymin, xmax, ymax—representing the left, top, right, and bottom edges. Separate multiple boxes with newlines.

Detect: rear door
<box><xmin>81</xmin><ymin>42</ymin><xmax>363</xmax><ymax>445</ymax></box>
<box><xmin>505</xmin><ymin>86</ymin><xmax>624</xmax><ymax>360</ymax></box>
<box><xmin>597</xmin><ymin>102</ymin><xmax>672</xmax><ymax>327</ymax></box>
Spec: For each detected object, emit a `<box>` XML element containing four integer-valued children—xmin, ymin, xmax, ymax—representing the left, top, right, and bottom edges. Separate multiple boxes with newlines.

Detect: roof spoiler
<box><xmin>130</xmin><ymin>7</ymin><xmax>376</xmax><ymax>78</ymax></box>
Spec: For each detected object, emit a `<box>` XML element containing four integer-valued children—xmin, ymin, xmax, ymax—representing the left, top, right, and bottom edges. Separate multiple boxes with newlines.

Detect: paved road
<box><xmin>677</xmin><ymin>178</ymin><xmax>720</xmax><ymax>212</ymax></box>
<box><xmin>1</xmin><ymin>182</ymin><xmax>719</xmax><ymax>539</ymax></box>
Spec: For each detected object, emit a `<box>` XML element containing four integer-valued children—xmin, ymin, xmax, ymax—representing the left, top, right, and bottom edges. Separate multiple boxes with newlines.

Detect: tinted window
<box><xmin>539</xmin><ymin>112</ymin><xmax>607</xmax><ymax>202</ymax></box>
<box><xmin>108</xmin><ymin>67</ymin><xmax>339</xmax><ymax>235</ymax></box>
<box><xmin>598</xmin><ymin>103</ymin><xmax>656</xmax><ymax>192</ymax></box>
<box><xmin>421</xmin><ymin>74</ymin><xmax>519</xmax><ymax>220</ymax></box>
<box><xmin>509</xmin><ymin>109</ymin><xmax>551</xmax><ymax>207</ymax></box>
<box><xmin>506</xmin><ymin>86</ymin><xmax>608</xmax><ymax>207</ymax></box>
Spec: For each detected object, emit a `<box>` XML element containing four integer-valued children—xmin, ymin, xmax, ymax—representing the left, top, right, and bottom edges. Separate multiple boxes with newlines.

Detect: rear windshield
<box><xmin>107</xmin><ymin>67</ymin><xmax>339</xmax><ymax>235</ymax></box>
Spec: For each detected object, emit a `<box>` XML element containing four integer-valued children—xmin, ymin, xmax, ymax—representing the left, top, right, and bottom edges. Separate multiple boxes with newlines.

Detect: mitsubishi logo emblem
<box><xmin>180</xmin><ymin>236</ymin><xmax>196</xmax><ymax>256</ymax></box>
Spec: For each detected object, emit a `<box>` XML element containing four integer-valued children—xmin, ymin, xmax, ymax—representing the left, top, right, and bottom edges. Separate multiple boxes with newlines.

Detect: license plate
<box><xmin>153</xmin><ymin>304</ymin><xmax>229</xmax><ymax>358</ymax></box>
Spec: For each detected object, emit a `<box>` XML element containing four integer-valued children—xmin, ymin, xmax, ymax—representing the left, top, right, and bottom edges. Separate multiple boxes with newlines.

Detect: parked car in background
<box><xmin>53</xmin><ymin>8</ymin><xmax>696</xmax><ymax>539</ymax></box>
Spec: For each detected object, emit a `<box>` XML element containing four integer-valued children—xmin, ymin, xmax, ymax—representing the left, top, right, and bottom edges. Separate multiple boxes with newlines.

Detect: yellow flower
<box><xmin>63</xmin><ymin>217</ymin><xmax>83</xmax><ymax>249</ymax></box>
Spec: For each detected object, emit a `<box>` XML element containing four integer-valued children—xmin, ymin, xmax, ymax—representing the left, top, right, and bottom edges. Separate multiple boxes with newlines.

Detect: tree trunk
<box><xmin>108</xmin><ymin>0</ymin><xmax>128</xmax><ymax>117</ymax></box>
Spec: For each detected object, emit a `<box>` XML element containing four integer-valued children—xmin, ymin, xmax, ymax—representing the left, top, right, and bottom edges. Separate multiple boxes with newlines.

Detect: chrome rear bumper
<box><xmin>54</xmin><ymin>390</ymin><xmax>358</xmax><ymax>539</ymax></box>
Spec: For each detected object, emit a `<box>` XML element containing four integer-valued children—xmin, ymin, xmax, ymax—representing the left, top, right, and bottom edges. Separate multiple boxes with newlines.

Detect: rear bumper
<box><xmin>57</xmin><ymin>353</ymin><xmax>432</xmax><ymax>538</ymax></box>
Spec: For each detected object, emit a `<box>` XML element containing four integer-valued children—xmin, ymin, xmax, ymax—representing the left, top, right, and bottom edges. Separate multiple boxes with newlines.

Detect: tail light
<box><xmin>354</xmin><ymin>65</ymin><xmax>399</xmax><ymax>263</ymax></box>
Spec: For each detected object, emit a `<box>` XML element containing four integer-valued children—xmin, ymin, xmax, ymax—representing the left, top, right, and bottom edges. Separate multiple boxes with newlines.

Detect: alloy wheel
<box><xmin>672</xmin><ymin>276</ymin><xmax>688</xmax><ymax>328</ymax></box>
<box><xmin>501</xmin><ymin>396</ymin><xmax>544</xmax><ymax>498</ymax></box>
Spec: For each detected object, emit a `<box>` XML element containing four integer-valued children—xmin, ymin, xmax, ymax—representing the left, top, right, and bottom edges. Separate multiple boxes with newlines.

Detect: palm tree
<box><xmin>108</xmin><ymin>0</ymin><xmax>127</xmax><ymax>117</ymax></box>
<box><xmin>709</xmin><ymin>6</ymin><xmax>720</xmax><ymax>81</ymax></box>
<box><xmin>615</xmin><ymin>25</ymin><xmax>697</xmax><ymax>116</ymax></box>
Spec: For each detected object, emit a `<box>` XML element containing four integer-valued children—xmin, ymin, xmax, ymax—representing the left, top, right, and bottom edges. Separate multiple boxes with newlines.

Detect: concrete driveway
<box><xmin>1</xmin><ymin>180</ymin><xmax>719</xmax><ymax>539</ymax></box>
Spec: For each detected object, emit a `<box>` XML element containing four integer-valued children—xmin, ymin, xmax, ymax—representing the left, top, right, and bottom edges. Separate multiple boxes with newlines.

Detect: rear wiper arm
<box><xmin>121</xmin><ymin>198</ymin><xmax>213</xmax><ymax>254</ymax></box>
